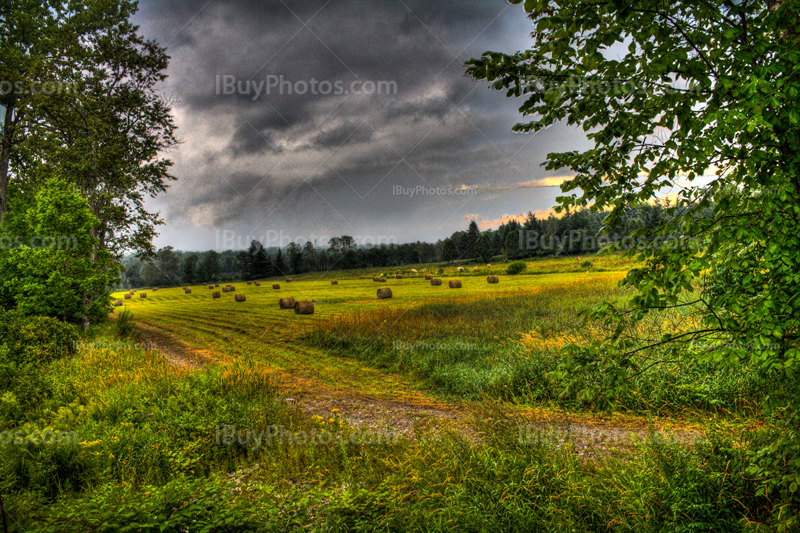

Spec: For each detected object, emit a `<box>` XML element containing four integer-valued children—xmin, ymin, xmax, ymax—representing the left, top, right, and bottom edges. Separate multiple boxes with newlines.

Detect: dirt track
<box><xmin>135</xmin><ymin>319</ymin><xmax>701</xmax><ymax>455</ymax></box>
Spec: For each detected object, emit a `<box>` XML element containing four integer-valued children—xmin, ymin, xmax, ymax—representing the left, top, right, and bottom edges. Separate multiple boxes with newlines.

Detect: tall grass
<box><xmin>307</xmin><ymin>279</ymin><xmax>768</xmax><ymax>414</ymax></box>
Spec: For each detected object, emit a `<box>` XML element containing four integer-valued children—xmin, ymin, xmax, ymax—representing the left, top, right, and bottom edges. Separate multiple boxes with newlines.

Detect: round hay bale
<box><xmin>140</xmin><ymin>293</ymin><xmax>147</xmax><ymax>298</ymax></box>
<box><xmin>184</xmin><ymin>289</ymin><xmax>192</xmax><ymax>294</ymax></box>
<box><xmin>430</xmin><ymin>278</ymin><xmax>442</xmax><ymax>286</ymax></box>
<box><xmin>254</xmin><ymin>281</ymin><xmax>260</xmax><ymax>286</ymax></box>
<box><xmin>128</xmin><ymin>290</ymin><xmax>134</xmax><ymax>294</ymax></box>
<box><xmin>208</xmin><ymin>285</ymin><xmax>214</xmax><ymax>289</ymax></box>
<box><xmin>279</xmin><ymin>297</ymin><xmax>296</xmax><ymax>309</ymax></box>
<box><xmin>272</xmin><ymin>284</ymin><xmax>281</xmax><ymax>289</ymax></box>
<box><xmin>215</xmin><ymin>284</ymin><xmax>219</xmax><ymax>287</ymax></box>
<box><xmin>425</xmin><ymin>274</ymin><xmax>433</xmax><ymax>280</ymax></box>
<box><xmin>212</xmin><ymin>292</ymin><xmax>221</xmax><ymax>298</ymax></box>
<box><xmin>124</xmin><ymin>294</ymin><xmax>132</xmax><ymax>299</ymax></box>
<box><xmin>395</xmin><ymin>274</ymin><xmax>402</xmax><ymax>279</ymax></box>
<box><xmin>331</xmin><ymin>280</ymin><xmax>338</xmax><ymax>285</ymax></box>
<box><xmin>377</xmin><ymin>288</ymin><xmax>393</xmax><ymax>299</ymax></box>
<box><xmin>235</xmin><ymin>294</ymin><xmax>246</xmax><ymax>302</ymax></box>
<box><xmin>247</xmin><ymin>281</ymin><xmax>252</xmax><ymax>285</ymax></box>
<box><xmin>152</xmin><ymin>287</ymin><xmax>158</xmax><ymax>291</ymax></box>
<box><xmin>285</xmin><ymin>278</ymin><xmax>293</xmax><ymax>282</ymax></box>
<box><xmin>449</xmin><ymin>280</ymin><xmax>462</xmax><ymax>289</ymax></box>
<box><xmin>378</xmin><ymin>278</ymin><xmax>387</xmax><ymax>282</ymax></box>
<box><xmin>487</xmin><ymin>275</ymin><xmax>499</xmax><ymax>284</ymax></box>
<box><xmin>114</xmin><ymin>299</ymin><xmax>123</xmax><ymax>307</ymax></box>
<box><xmin>294</xmin><ymin>301</ymin><xmax>314</xmax><ymax>314</ymax></box>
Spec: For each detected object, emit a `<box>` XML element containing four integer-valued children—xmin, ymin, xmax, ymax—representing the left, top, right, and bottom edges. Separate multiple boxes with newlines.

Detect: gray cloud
<box><xmin>133</xmin><ymin>0</ymin><xmax>588</xmax><ymax>250</ymax></box>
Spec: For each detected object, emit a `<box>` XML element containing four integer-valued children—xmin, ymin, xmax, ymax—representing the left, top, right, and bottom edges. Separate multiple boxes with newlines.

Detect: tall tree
<box><xmin>441</xmin><ymin>238</ymin><xmax>459</xmax><ymax>263</ymax></box>
<box><xmin>463</xmin><ymin>220</ymin><xmax>480</xmax><ymax>259</ymax></box>
<box><xmin>248</xmin><ymin>240</ymin><xmax>272</xmax><ymax>279</ymax></box>
<box><xmin>1</xmin><ymin>1</ymin><xmax>178</xmax><ymax>260</ymax></box>
<box><xmin>274</xmin><ymin>248</ymin><xmax>287</xmax><ymax>276</ymax></box>
<box><xmin>475</xmin><ymin>233</ymin><xmax>494</xmax><ymax>264</ymax></box>
<box><xmin>468</xmin><ymin>0</ymin><xmax>800</xmax><ymax>505</ymax></box>
<box><xmin>182</xmin><ymin>254</ymin><xmax>199</xmax><ymax>284</ymax></box>
<box><xmin>0</xmin><ymin>0</ymin><xmax>74</xmax><ymax>221</ymax></box>
<box><xmin>286</xmin><ymin>242</ymin><xmax>303</xmax><ymax>274</ymax></box>
<box><xmin>200</xmin><ymin>250</ymin><xmax>221</xmax><ymax>282</ymax></box>
<box><xmin>302</xmin><ymin>241</ymin><xmax>317</xmax><ymax>272</ymax></box>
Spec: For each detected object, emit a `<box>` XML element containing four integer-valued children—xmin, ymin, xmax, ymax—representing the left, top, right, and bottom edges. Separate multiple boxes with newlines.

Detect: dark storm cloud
<box><xmin>133</xmin><ymin>0</ymin><xmax>585</xmax><ymax>249</ymax></box>
<box><xmin>310</xmin><ymin>121</ymin><xmax>374</xmax><ymax>149</ymax></box>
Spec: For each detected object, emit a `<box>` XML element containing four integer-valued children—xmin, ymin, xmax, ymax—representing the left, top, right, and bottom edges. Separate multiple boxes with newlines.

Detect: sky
<box><xmin>133</xmin><ymin>0</ymin><xmax>592</xmax><ymax>252</ymax></box>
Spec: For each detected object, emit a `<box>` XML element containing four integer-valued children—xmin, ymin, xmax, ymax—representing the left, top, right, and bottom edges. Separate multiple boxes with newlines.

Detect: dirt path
<box><xmin>136</xmin><ymin>321</ymin><xmax>220</xmax><ymax>370</ymax></box>
<box><xmin>135</xmin><ymin>320</ymin><xmax>702</xmax><ymax>454</ymax></box>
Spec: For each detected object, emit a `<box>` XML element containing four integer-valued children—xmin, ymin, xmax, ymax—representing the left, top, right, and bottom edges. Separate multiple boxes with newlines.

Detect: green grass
<box><xmin>2</xmin><ymin>254</ymin><xmax>794</xmax><ymax>531</ymax></box>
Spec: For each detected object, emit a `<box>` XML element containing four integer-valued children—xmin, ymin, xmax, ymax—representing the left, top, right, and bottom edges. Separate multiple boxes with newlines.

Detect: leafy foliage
<box><xmin>467</xmin><ymin>0</ymin><xmax>800</xmax><ymax>513</ymax></box>
<box><xmin>0</xmin><ymin>177</ymin><xmax>117</xmax><ymax>326</ymax></box>
<box><xmin>506</xmin><ymin>261</ymin><xmax>527</xmax><ymax>275</ymax></box>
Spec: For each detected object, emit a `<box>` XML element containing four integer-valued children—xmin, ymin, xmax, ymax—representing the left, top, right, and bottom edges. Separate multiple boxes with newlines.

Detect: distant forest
<box><xmin>121</xmin><ymin>202</ymin><xmax>675</xmax><ymax>288</ymax></box>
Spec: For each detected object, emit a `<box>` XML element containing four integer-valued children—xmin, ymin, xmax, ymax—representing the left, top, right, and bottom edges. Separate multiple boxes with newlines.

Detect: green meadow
<box><xmin>1</xmin><ymin>255</ymin><xmax>783</xmax><ymax>532</ymax></box>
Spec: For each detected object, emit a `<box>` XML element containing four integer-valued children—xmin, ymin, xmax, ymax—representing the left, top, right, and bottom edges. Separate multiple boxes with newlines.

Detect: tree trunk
<box><xmin>0</xmin><ymin>105</ymin><xmax>14</xmax><ymax>223</ymax></box>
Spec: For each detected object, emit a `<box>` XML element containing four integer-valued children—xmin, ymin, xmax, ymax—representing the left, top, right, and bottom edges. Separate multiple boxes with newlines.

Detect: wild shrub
<box><xmin>507</xmin><ymin>261</ymin><xmax>527</xmax><ymax>275</ymax></box>
<box><xmin>114</xmin><ymin>309</ymin><xmax>135</xmax><ymax>338</ymax></box>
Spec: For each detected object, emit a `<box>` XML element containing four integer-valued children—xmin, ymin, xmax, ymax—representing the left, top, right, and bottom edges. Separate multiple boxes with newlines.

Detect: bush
<box><xmin>114</xmin><ymin>309</ymin><xmax>135</xmax><ymax>338</ymax></box>
<box><xmin>581</xmin><ymin>260</ymin><xmax>594</xmax><ymax>268</ymax></box>
<box><xmin>0</xmin><ymin>308</ymin><xmax>79</xmax><ymax>424</ymax></box>
<box><xmin>507</xmin><ymin>261</ymin><xmax>527</xmax><ymax>275</ymax></box>
<box><xmin>0</xmin><ymin>308</ymin><xmax>79</xmax><ymax>366</ymax></box>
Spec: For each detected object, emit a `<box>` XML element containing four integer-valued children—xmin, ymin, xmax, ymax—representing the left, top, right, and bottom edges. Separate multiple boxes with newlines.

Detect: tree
<box><xmin>155</xmin><ymin>247</ymin><xmax>181</xmax><ymax>286</ymax></box>
<box><xmin>463</xmin><ymin>220</ymin><xmax>480</xmax><ymax>259</ymax></box>
<box><xmin>141</xmin><ymin>261</ymin><xmax>162</xmax><ymax>287</ymax></box>
<box><xmin>124</xmin><ymin>259</ymin><xmax>143</xmax><ymax>288</ymax></box>
<box><xmin>302</xmin><ymin>241</ymin><xmax>317</xmax><ymax>272</ymax></box>
<box><xmin>182</xmin><ymin>254</ymin><xmax>199</xmax><ymax>284</ymax></box>
<box><xmin>248</xmin><ymin>240</ymin><xmax>272</xmax><ymax>279</ymax></box>
<box><xmin>504</xmin><ymin>230</ymin><xmax>521</xmax><ymax>260</ymax></box>
<box><xmin>1</xmin><ymin>0</ymin><xmax>79</xmax><ymax>221</ymax></box>
<box><xmin>0</xmin><ymin>177</ymin><xmax>116</xmax><ymax>326</ymax></box>
<box><xmin>287</xmin><ymin>242</ymin><xmax>303</xmax><ymax>274</ymax></box>
<box><xmin>467</xmin><ymin>0</ymin><xmax>800</xmax><ymax>508</ymax></box>
<box><xmin>274</xmin><ymin>248</ymin><xmax>287</xmax><ymax>276</ymax></box>
<box><xmin>327</xmin><ymin>237</ymin><xmax>342</xmax><ymax>262</ymax></box>
<box><xmin>475</xmin><ymin>233</ymin><xmax>494</xmax><ymax>264</ymax></box>
<box><xmin>200</xmin><ymin>251</ymin><xmax>221</xmax><ymax>282</ymax></box>
<box><xmin>1</xmin><ymin>1</ymin><xmax>179</xmax><ymax>260</ymax></box>
<box><xmin>441</xmin><ymin>238</ymin><xmax>459</xmax><ymax>263</ymax></box>
<box><xmin>491</xmin><ymin>231</ymin><xmax>504</xmax><ymax>256</ymax></box>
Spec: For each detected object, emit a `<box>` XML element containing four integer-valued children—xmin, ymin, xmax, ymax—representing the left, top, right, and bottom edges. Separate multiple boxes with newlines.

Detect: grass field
<box><xmin>1</xmin><ymin>254</ymin><xmax>787</xmax><ymax>531</ymax></box>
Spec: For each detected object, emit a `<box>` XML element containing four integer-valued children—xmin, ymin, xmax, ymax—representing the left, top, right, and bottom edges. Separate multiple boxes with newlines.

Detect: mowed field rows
<box><xmin>112</xmin><ymin>259</ymin><xmax>628</xmax><ymax>399</ymax></box>
<box><xmin>107</xmin><ymin>255</ymin><xmax>734</xmax><ymax>444</ymax></box>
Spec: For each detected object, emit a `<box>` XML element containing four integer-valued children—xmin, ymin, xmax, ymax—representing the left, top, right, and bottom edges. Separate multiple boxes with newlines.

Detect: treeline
<box><xmin>122</xmin><ymin>202</ymin><xmax>677</xmax><ymax>287</ymax></box>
